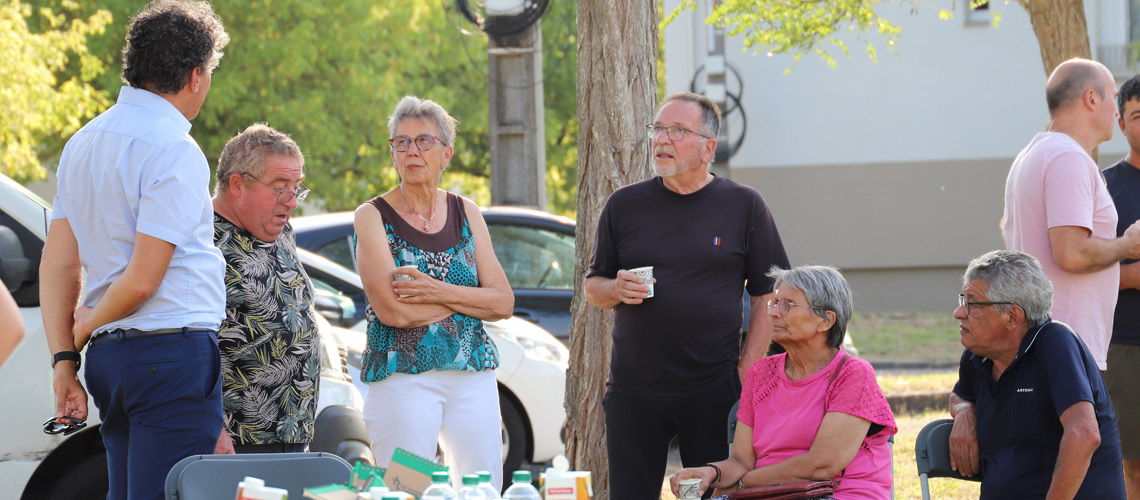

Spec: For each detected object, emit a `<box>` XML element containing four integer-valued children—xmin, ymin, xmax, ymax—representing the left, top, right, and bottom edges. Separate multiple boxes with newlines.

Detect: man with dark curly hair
<box><xmin>40</xmin><ymin>1</ymin><xmax>230</xmax><ymax>499</ymax></box>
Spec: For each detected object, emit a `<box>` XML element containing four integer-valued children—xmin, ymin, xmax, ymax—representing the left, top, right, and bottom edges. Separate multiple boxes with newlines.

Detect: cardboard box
<box><xmin>542</xmin><ymin>471</ymin><xmax>592</xmax><ymax>500</ymax></box>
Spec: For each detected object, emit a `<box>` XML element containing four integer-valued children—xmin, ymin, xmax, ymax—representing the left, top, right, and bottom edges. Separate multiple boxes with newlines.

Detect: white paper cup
<box><xmin>678</xmin><ymin>477</ymin><xmax>702</xmax><ymax>500</ymax></box>
<box><xmin>629</xmin><ymin>266</ymin><xmax>654</xmax><ymax>298</ymax></box>
<box><xmin>394</xmin><ymin>266</ymin><xmax>416</xmax><ymax>297</ymax></box>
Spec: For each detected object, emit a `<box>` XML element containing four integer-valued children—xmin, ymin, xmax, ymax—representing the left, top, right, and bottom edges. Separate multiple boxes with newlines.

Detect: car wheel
<box><xmin>48</xmin><ymin>453</ymin><xmax>107</xmax><ymax>500</ymax></box>
<box><xmin>500</xmin><ymin>395</ymin><xmax>527</xmax><ymax>478</ymax></box>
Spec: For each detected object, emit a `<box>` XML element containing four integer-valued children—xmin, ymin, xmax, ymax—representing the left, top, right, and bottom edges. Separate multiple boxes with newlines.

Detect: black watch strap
<box><xmin>51</xmin><ymin>351</ymin><xmax>81</xmax><ymax>370</ymax></box>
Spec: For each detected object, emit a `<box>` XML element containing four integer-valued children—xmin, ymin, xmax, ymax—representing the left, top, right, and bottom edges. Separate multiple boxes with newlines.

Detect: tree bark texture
<box><xmin>1017</xmin><ymin>0</ymin><xmax>1092</xmax><ymax>75</ymax></box>
<box><xmin>566</xmin><ymin>1</ymin><xmax>657</xmax><ymax>498</ymax></box>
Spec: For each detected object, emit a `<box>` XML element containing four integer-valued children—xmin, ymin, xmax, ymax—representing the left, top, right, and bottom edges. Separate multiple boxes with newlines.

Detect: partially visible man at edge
<box><xmin>39</xmin><ymin>1</ymin><xmax>229</xmax><ymax>499</ymax></box>
<box><xmin>1001</xmin><ymin>57</ymin><xmax>1140</xmax><ymax>372</ymax></box>
<box><xmin>1102</xmin><ymin>73</ymin><xmax>1140</xmax><ymax>499</ymax></box>
<box><xmin>211</xmin><ymin>123</ymin><xmax>321</xmax><ymax>454</ymax></box>
<box><xmin>584</xmin><ymin>92</ymin><xmax>790</xmax><ymax>500</ymax></box>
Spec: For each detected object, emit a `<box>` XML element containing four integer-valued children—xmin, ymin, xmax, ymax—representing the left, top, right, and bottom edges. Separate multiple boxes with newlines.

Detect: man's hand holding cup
<box><xmin>615</xmin><ymin>267</ymin><xmax>654</xmax><ymax>305</ymax></box>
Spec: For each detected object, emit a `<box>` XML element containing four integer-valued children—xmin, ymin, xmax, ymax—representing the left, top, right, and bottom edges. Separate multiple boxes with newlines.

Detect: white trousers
<box><xmin>363</xmin><ymin>369</ymin><xmax>503</xmax><ymax>490</ymax></box>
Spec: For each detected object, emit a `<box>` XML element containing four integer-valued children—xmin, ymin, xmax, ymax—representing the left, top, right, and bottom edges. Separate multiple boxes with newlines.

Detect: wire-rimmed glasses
<box><xmin>645</xmin><ymin>124</ymin><xmax>712</xmax><ymax>142</ymax></box>
<box><xmin>241</xmin><ymin>173</ymin><xmax>310</xmax><ymax>204</ymax></box>
<box><xmin>957</xmin><ymin>293</ymin><xmax>1014</xmax><ymax>315</ymax></box>
<box><xmin>389</xmin><ymin>134</ymin><xmax>445</xmax><ymax>152</ymax></box>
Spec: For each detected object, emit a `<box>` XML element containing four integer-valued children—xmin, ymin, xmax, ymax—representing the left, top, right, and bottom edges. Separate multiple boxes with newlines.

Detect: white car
<box><xmin>296</xmin><ymin>248</ymin><xmax>568</xmax><ymax>476</ymax></box>
<box><xmin>0</xmin><ymin>174</ymin><xmax>372</xmax><ymax>500</ymax></box>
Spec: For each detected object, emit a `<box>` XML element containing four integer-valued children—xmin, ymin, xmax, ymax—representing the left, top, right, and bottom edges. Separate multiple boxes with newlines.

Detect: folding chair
<box><xmin>727</xmin><ymin>399</ymin><xmax>740</xmax><ymax>447</ymax></box>
<box><xmin>165</xmin><ymin>452</ymin><xmax>352</xmax><ymax>500</ymax></box>
<box><xmin>915</xmin><ymin>419</ymin><xmax>982</xmax><ymax>500</ymax></box>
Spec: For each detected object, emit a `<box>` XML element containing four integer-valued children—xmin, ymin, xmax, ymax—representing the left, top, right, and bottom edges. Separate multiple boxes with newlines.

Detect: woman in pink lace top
<box><xmin>671</xmin><ymin>265</ymin><xmax>897</xmax><ymax>500</ymax></box>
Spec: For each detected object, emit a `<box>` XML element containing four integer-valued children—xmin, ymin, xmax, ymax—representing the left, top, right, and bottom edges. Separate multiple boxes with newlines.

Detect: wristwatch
<box><xmin>51</xmin><ymin>351</ymin><xmax>81</xmax><ymax>370</ymax></box>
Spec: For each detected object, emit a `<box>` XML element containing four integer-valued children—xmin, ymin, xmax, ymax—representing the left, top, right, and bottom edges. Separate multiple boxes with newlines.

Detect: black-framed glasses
<box><xmin>766</xmin><ymin>299</ymin><xmax>825</xmax><ymax>316</ymax></box>
<box><xmin>389</xmin><ymin>134</ymin><xmax>445</xmax><ymax>152</ymax></box>
<box><xmin>241</xmin><ymin>173</ymin><xmax>310</xmax><ymax>204</ymax></box>
<box><xmin>645</xmin><ymin>124</ymin><xmax>712</xmax><ymax>142</ymax></box>
<box><xmin>43</xmin><ymin>415</ymin><xmax>87</xmax><ymax>436</ymax></box>
<box><xmin>958</xmin><ymin>294</ymin><xmax>1014</xmax><ymax>315</ymax></box>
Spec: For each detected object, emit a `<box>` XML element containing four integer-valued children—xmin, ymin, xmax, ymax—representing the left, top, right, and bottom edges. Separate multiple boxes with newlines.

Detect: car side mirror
<box><xmin>0</xmin><ymin>225</ymin><xmax>34</xmax><ymax>295</ymax></box>
<box><xmin>313</xmin><ymin>291</ymin><xmax>352</xmax><ymax>327</ymax></box>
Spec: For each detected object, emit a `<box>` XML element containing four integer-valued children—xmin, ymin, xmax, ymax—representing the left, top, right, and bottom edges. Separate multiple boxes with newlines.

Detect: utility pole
<box><xmin>488</xmin><ymin>21</ymin><xmax>546</xmax><ymax>208</ymax></box>
<box><xmin>705</xmin><ymin>0</ymin><xmax>730</xmax><ymax>179</ymax></box>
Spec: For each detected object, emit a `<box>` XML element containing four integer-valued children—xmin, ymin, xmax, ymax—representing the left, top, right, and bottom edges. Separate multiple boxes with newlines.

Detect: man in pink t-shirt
<box><xmin>1003</xmin><ymin>58</ymin><xmax>1140</xmax><ymax>370</ymax></box>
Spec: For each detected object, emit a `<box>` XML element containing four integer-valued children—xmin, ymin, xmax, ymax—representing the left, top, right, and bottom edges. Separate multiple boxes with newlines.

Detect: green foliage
<box><xmin>25</xmin><ymin>0</ymin><xmax>578</xmax><ymax>215</ymax></box>
<box><xmin>0</xmin><ymin>0</ymin><xmax>110</xmax><ymax>181</ymax></box>
<box><xmin>663</xmin><ymin>0</ymin><xmax>905</xmax><ymax>69</ymax></box>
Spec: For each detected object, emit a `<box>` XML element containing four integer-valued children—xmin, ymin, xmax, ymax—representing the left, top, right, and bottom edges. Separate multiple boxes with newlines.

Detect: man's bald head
<box><xmin>1046</xmin><ymin>58</ymin><xmax>1113</xmax><ymax>115</ymax></box>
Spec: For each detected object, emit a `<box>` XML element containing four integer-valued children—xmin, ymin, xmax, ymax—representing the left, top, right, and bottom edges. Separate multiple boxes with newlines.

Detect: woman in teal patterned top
<box><xmin>353</xmin><ymin>96</ymin><xmax>514</xmax><ymax>489</ymax></box>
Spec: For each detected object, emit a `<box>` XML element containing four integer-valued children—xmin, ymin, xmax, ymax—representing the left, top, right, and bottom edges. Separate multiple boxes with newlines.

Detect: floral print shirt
<box><xmin>214</xmin><ymin>214</ymin><xmax>320</xmax><ymax>445</ymax></box>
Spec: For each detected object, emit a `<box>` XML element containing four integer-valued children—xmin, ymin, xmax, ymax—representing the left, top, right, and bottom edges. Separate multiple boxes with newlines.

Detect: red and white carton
<box><xmin>540</xmin><ymin>456</ymin><xmax>592</xmax><ymax>500</ymax></box>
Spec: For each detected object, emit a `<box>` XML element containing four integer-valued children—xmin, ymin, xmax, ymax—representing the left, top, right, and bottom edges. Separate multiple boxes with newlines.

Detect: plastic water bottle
<box><xmin>501</xmin><ymin>470</ymin><xmax>541</xmax><ymax>500</ymax></box>
<box><xmin>457</xmin><ymin>474</ymin><xmax>487</xmax><ymax>500</ymax></box>
<box><xmin>475</xmin><ymin>470</ymin><xmax>501</xmax><ymax>499</ymax></box>
<box><xmin>421</xmin><ymin>471</ymin><xmax>458</xmax><ymax>500</ymax></box>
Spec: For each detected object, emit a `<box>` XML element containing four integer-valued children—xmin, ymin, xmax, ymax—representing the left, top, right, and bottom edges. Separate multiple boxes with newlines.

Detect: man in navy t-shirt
<box><xmin>585</xmin><ymin>92</ymin><xmax>790</xmax><ymax>500</ymax></box>
<box><xmin>1103</xmin><ymin>72</ymin><xmax>1140</xmax><ymax>499</ymax></box>
<box><xmin>947</xmin><ymin>250</ymin><xmax>1124</xmax><ymax>499</ymax></box>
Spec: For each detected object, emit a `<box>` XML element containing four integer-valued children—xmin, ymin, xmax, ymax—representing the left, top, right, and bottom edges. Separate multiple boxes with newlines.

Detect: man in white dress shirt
<box><xmin>39</xmin><ymin>1</ymin><xmax>229</xmax><ymax>499</ymax></box>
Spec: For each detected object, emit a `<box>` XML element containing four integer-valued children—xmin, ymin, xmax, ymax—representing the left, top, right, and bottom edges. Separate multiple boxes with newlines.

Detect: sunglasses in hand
<box><xmin>43</xmin><ymin>415</ymin><xmax>87</xmax><ymax>436</ymax></box>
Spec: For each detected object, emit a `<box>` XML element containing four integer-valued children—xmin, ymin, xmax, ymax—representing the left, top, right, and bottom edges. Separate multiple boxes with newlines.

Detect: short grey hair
<box><xmin>963</xmin><ymin>250</ymin><xmax>1053</xmax><ymax>324</ymax></box>
<box><xmin>387</xmin><ymin>96</ymin><xmax>458</xmax><ymax>148</ymax></box>
<box><xmin>214</xmin><ymin>123</ymin><xmax>303</xmax><ymax>195</ymax></box>
<box><xmin>767</xmin><ymin>265</ymin><xmax>853</xmax><ymax>348</ymax></box>
<box><xmin>661</xmin><ymin>92</ymin><xmax>721</xmax><ymax>138</ymax></box>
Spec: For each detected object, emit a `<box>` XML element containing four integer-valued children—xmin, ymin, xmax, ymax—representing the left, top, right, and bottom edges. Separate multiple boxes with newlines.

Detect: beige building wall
<box><xmin>734</xmin><ymin>154</ymin><xmax>1128</xmax><ymax>311</ymax></box>
<box><xmin>735</xmin><ymin>158</ymin><xmax>1008</xmax><ymax>312</ymax></box>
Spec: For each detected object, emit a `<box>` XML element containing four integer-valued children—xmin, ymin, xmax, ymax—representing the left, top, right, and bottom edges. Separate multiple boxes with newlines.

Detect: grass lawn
<box><xmin>850</xmin><ymin>310</ymin><xmax>963</xmax><ymax>362</ymax></box>
<box><xmin>659</xmin><ymin>410</ymin><xmax>980</xmax><ymax>500</ymax></box>
<box><xmin>876</xmin><ymin>371</ymin><xmax>958</xmax><ymax>394</ymax></box>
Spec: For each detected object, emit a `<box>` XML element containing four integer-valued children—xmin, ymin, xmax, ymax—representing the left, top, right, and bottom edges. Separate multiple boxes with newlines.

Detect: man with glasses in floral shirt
<box><xmin>211</xmin><ymin>123</ymin><xmax>320</xmax><ymax>454</ymax></box>
<box><xmin>585</xmin><ymin>92</ymin><xmax>790</xmax><ymax>500</ymax></box>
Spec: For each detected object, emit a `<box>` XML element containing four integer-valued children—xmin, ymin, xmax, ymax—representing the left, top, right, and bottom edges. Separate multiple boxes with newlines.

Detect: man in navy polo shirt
<box><xmin>946</xmin><ymin>250</ymin><xmax>1124</xmax><ymax>499</ymax></box>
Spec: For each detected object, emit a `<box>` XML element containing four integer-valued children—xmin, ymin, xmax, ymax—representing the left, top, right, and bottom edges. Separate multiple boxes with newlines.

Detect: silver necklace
<box><xmin>398</xmin><ymin>183</ymin><xmax>437</xmax><ymax>231</ymax></box>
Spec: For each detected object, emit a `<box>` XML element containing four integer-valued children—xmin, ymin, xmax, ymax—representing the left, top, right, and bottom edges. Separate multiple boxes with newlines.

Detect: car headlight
<box><xmin>513</xmin><ymin>335</ymin><xmax>564</xmax><ymax>364</ymax></box>
<box><xmin>491</xmin><ymin>324</ymin><xmax>567</xmax><ymax>365</ymax></box>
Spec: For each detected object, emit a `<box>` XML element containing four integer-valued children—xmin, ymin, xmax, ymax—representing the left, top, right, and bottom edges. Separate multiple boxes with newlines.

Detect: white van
<box><xmin>0</xmin><ymin>174</ymin><xmax>372</xmax><ymax>500</ymax></box>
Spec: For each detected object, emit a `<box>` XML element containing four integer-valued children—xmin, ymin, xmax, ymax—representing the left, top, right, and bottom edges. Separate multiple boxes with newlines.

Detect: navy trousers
<box><xmin>85</xmin><ymin>330</ymin><xmax>223</xmax><ymax>500</ymax></box>
<box><xmin>603</xmin><ymin>375</ymin><xmax>741</xmax><ymax>500</ymax></box>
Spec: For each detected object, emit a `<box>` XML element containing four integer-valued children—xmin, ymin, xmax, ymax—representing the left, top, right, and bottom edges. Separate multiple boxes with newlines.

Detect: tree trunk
<box><xmin>566</xmin><ymin>1</ymin><xmax>657</xmax><ymax>498</ymax></box>
<box><xmin>1017</xmin><ymin>0</ymin><xmax>1092</xmax><ymax>75</ymax></box>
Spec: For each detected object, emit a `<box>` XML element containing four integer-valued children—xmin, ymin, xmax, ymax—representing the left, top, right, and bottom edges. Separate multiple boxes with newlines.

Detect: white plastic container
<box><xmin>235</xmin><ymin>476</ymin><xmax>289</xmax><ymax>500</ymax></box>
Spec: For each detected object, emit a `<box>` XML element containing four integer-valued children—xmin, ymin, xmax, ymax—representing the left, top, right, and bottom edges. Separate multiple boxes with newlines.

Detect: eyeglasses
<box><xmin>389</xmin><ymin>134</ymin><xmax>445</xmax><ymax>152</ymax></box>
<box><xmin>242</xmin><ymin>173</ymin><xmax>310</xmax><ymax>204</ymax></box>
<box><xmin>43</xmin><ymin>415</ymin><xmax>87</xmax><ymax>436</ymax></box>
<box><xmin>957</xmin><ymin>294</ymin><xmax>1014</xmax><ymax>315</ymax></box>
<box><xmin>766</xmin><ymin>299</ymin><xmax>825</xmax><ymax>316</ymax></box>
<box><xmin>645</xmin><ymin>124</ymin><xmax>712</xmax><ymax>142</ymax></box>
